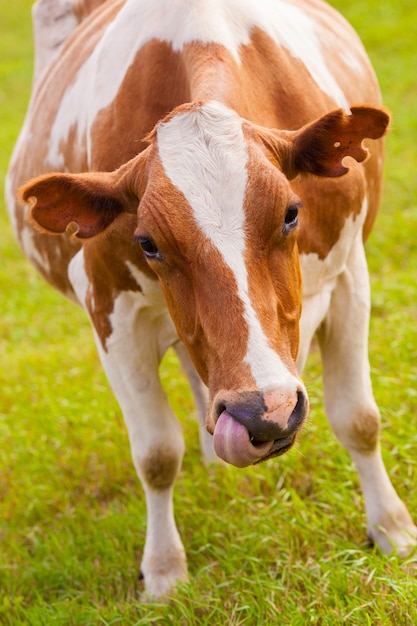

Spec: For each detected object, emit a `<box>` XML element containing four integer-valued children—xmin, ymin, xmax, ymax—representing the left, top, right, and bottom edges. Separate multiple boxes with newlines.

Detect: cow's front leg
<box><xmin>317</xmin><ymin>240</ymin><xmax>417</xmax><ymax>554</ymax></box>
<box><xmin>96</xmin><ymin>308</ymin><xmax>187</xmax><ymax>599</ymax></box>
<box><xmin>69</xmin><ymin>252</ymin><xmax>187</xmax><ymax>599</ymax></box>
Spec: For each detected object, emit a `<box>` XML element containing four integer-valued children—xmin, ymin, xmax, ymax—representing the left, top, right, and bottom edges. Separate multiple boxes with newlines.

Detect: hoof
<box><xmin>368</xmin><ymin>506</ymin><xmax>417</xmax><ymax>557</ymax></box>
<box><xmin>139</xmin><ymin>551</ymin><xmax>188</xmax><ymax>601</ymax></box>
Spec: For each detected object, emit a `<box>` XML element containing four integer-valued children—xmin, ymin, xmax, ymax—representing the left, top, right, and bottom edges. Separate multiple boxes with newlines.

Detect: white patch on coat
<box><xmin>68</xmin><ymin>248</ymin><xmax>89</xmax><ymax>306</ymax></box>
<box><xmin>4</xmin><ymin>170</ymin><xmax>20</xmax><ymax>239</ymax></box>
<box><xmin>300</xmin><ymin>197</ymin><xmax>369</xmax><ymax>299</ymax></box>
<box><xmin>47</xmin><ymin>0</ymin><xmax>351</xmax><ymax>165</ymax></box>
<box><xmin>297</xmin><ymin>197</ymin><xmax>369</xmax><ymax>370</ymax></box>
<box><xmin>69</xmin><ymin>251</ymin><xmax>177</xmax><ymax>353</ymax></box>
<box><xmin>19</xmin><ymin>226</ymin><xmax>46</xmax><ymax>268</ymax></box>
<box><xmin>5</xmin><ymin>120</ymin><xmax>34</xmax><ymax>236</ymax></box>
<box><xmin>157</xmin><ymin>101</ymin><xmax>300</xmax><ymax>392</ymax></box>
<box><xmin>339</xmin><ymin>49</ymin><xmax>366</xmax><ymax>75</ymax></box>
<box><xmin>19</xmin><ymin>225</ymin><xmax>51</xmax><ymax>274</ymax></box>
<box><xmin>32</xmin><ymin>0</ymin><xmax>79</xmax><ymax>86</ymax></box>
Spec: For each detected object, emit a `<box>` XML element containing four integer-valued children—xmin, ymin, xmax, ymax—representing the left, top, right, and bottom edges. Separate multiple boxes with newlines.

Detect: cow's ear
<box><xmin>21</xmin><ymin>171</ymin><xmax>124</xmax><ymax>238</ymax></box>
<box><xmin>20</xmin><ymin>150</ymin><xmax>149</xmax><ymax>239</ymax></box>
<box><xmin>257</xmin><ymin>106</ymin><xmax>390</xmax><ymax>180</ymax></box>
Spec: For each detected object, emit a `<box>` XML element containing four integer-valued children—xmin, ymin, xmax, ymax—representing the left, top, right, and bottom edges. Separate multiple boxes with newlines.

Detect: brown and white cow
<box><xmin>6</xmin><ymin>0</ymin><xmax>416</xmax><ymax>599</ymax></box>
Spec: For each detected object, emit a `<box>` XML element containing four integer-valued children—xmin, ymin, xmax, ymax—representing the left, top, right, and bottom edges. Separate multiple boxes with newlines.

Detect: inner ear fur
<box><xmin>256</xmin><ymin>106</ymin><xmax>390</xmax><ymax>180</ymax></box>
<box><xmin>21</xmin><ymin>171</ymin><xmax>127</xmax><ymax>238</ymax></box>
<box><xmin>20</xmin><ymin>148</ymin><xmax>150</xmax><ymax>239</ymax></box>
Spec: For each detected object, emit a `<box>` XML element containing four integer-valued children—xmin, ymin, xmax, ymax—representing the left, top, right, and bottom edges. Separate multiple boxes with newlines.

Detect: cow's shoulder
<box><xmin>73</xmin><ymin>212</ymin><xmax>161</xmax><ymax>349</ymax></box>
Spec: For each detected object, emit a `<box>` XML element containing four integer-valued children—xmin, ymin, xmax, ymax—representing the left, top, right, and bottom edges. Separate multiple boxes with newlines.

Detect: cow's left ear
<box><xmin>257</xmin><ymin>106</ymin><xmax>390</xmax><ymax>180</ymax></box>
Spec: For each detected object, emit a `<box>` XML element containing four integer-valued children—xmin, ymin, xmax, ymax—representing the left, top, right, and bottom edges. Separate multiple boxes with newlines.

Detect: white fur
<box><xmin>297</xmin><ymin>198</ymin><xmax>368</xmax><ymax>371</ymax></box>
<box><xmin>300</xmin><ymin>197</ymin><xmax>368</xmax><ymax>299</ymax></box>
<box><xmin>296</xmin><ymin>199</ymin><xmax>417</xmax><ymax>552</ymax></box>
<box><xmin>20</xmin><ymin>226</ymin><xmax>51</xmax><ymax>274</ymax></box>
<box><xmin>157</xmin><ymin>101</ymin><xmax>302</xmax><ymax>393</ymax></box>
<box><xmin>98</xmin><ymin>281</ymin><xmax>187</xmax><ymax>598</ymax></box>
<box><xmin>32</xmin><ymin>0</ymin><xmax>79</xmax><ymax>86</ymax></box>
<box><xmin>4</xmin><ymin>165</ymin><xmax>21</xmax><ymax>241</ymax></box>
<box><xmin>318</xmin><ymin>235</ymin><xmax>417</xmax><ymax>551</ymax></box>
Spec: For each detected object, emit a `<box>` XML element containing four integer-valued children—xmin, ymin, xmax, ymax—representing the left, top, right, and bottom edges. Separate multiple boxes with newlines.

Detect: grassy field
<box><xmin>0</xmin><ymin>0</ymin><xmax>416</xmax><ymax>624</ymax></box>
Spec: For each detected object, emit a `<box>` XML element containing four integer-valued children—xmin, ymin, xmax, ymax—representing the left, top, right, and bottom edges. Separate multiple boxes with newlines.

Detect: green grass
<box><xmin>1</xmin><ymin>0</ymin><xmax>417</xmax><ymax>623</ymax></box>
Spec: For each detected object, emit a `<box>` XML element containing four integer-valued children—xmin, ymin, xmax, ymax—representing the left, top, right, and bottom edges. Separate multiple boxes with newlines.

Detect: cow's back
<box><xmin>7</xmin><ymin>0</ymin><xmax>383</xmax><ymax>296</ymax></box>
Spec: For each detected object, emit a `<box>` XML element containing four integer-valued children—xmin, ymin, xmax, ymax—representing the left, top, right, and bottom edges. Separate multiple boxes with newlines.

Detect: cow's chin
<box><xmin>213</xmin><ymin>410</ymin><xmax>296</xmax><ymax>468</ymax></box>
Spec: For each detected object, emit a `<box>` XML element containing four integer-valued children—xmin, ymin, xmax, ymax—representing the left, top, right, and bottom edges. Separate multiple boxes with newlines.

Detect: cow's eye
<box><xmin>283</xmin><ymin>203</ymin><xmax>300</xmax><ymax>234</ymax></box>
<box><xmin>136</xmin><ymin>237</ymin><xmax>160</xmax><ymax>258</ymax></box>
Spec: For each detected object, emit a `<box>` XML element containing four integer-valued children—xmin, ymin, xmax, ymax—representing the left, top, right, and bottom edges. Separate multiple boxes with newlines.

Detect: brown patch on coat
<box><xmin>349</xmin><ymin>407</ymin><xmax>381</xmax><ymax>453</ymax></box>
<box><xmin>82</xmin><ymin>212</ymin><xmax>156</xmax><ymax>348</ymax></box>
<box><xmin>90</xmin><ymin>40</ymin><xmax>191</xmax><ymax>170</ymax></box>
<box><xmin>237</xmin><ymin>28</ymin><xmax>335</xmax><ymax>127</ymax></box>
<box><xmin>293</xmin><ymin>166</ymin><xmax>366</xmax><ymax>259</ymax></box>
<box><xmin>139</xmin><ymin>445</ymin><xmax>182</xmax><ymax>491</ymax></box>
<box><xmin>73</xmin><ymin>0</ymin><xmax>111</xmax><ymax>23</ymax></box>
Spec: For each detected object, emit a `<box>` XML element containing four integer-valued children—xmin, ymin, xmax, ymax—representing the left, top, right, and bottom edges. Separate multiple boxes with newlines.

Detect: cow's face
<box><xmin>134</xmin><ymin>103</ymin><xmax>306</xmax><ymax>466</ymax></box>
<box><xmin>21</xmin><ymin>101</ymin><xmax>389</xmax><ymax>467</ymax></box>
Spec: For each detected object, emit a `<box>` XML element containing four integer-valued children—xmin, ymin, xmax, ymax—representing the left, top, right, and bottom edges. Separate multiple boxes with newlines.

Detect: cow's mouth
<box><xmin>253</xmin><ymin>435</ymin><xmax>295</xmax><ymax>463</ymax></box>
<box><xmin>213</xmin><ymin>410</ymin><xmax>296</xmax><ymax>467</ymax></box>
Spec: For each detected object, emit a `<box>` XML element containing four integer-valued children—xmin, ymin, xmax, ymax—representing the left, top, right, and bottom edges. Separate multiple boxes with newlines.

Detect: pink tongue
<box><xmin>213</xmin><ymin>411</ymin><xmax>273</xmax><ymax>468</ymax></box>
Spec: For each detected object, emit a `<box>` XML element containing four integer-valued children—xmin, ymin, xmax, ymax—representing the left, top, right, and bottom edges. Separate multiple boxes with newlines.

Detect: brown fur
<box><xmin>139</xmin><ymin>445</ymin><xmax>182</xmax><ymax>491</ymax></box>
<box><xmin>349</xmin><ymin>408</ymin><xmax>381</xmax><ymax>453</ymax></box>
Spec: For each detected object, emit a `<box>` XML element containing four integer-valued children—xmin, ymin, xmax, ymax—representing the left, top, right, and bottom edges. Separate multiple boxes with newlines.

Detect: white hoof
<box><xmin>140</xmin><ymin>550</ymin><xmax>188</xmax><ymax>601</ymax></box>
<box><xmin>368</xmin><ymin>503</ymin><xmax>417</xmax><ymax>556</ymax></box>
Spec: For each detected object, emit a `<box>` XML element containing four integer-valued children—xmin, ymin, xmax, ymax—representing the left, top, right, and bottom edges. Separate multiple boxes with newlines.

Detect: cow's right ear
<box><xmin>20</xmin><ymin>150</ymin><xmax>149</xmax><ymax>239</ymax></box>
<box><xmin>21</xmin><ymin>171</ymin><xmax>125</xmax><ymax>238</ymax></box>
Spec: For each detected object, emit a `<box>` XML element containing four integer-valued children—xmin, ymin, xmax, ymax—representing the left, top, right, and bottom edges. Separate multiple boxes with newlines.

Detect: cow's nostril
<box><xmin>287</xmin><ymin>390</ymin><xmax>307</xmax><ymax>432</ymax></box>
<box><xmin>215</xmin><ymin>402</ymin><xmax>227</xmax><ymax>420</ymax></box>
<box><xmin>216</xmin><ymin>390</ymin><xmax>266</xmax><ymax>424</ymax></box>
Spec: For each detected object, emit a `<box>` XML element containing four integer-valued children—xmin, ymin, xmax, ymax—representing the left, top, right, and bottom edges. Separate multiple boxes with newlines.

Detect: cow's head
<box><xmin>20</xmin><ymin>101</ymin><xmax>389</xmax><ymax>467</ymax></box>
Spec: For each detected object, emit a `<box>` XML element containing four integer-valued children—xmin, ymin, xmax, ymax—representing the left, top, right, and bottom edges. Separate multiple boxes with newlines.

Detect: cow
<box><xmin>6</xmin><ymin>0</ymin><xmax>416</xmax><ymax>600</ymax></box>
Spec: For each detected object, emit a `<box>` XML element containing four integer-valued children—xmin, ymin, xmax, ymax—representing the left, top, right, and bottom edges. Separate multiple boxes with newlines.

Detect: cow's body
<box><xmin>6</xmin><ymin>0</ymin><xmax>416</xmax><ymax>599</ymax></box>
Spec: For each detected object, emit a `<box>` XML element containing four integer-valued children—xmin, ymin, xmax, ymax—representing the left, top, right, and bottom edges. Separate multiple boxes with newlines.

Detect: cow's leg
<box><xmin>174</xmin><ymin>342</ymin><xmax>216</xmax><ymax>463</ymax></box>
<box><xmin>69</xmin><ymin>253</ymin><xmax>187</xmax><ymax>600</ymax></box>
<box><xmin>317</xmin><ymin>239</ymin><xmax>417</xmax><ymax>554</ymax></box>
<box><xmin>96</xmin><ymin>316</ymin><xmax>187</xmax><ymax>599</ymax></box>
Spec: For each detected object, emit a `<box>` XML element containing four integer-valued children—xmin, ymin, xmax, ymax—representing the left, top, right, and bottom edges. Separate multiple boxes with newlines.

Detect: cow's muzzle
<box><xmin>212</xmin><ymin>387</ymin><xmax>308</xmax><ymax>467</ymax></box>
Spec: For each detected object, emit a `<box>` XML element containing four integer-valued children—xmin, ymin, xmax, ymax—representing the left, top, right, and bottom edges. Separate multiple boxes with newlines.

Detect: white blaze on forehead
<box><xmin>47</xmin><ymin>0</ymin><xmax>352</xmax><ymax>165</ymax></box>
<box><xmin>157</xmin><ymin>101</ymin><xmax>298</xmax><ymax>391</ymax></box>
